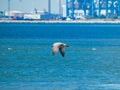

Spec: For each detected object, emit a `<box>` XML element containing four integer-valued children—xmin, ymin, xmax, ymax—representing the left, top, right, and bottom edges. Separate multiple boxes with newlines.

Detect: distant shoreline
<box><xmin>0</xmin><ymin>19</ymin><xmax>120</xmax><ymax>24</ymax></box>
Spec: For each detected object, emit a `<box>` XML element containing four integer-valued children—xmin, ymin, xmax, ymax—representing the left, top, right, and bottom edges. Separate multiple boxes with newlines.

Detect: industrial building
<box><xmin>2</xmin><ymin>0</ymin><xmax>120</xmax><ymax>20</ymax></box>
<box><xmin>3</xmin><ymin>0</ymin><xmax>59</xmax><ymax>20</ymax></box>
<box><xmin>66</xmin><ymin>0</ymin><xmax>120</xmax><ymax>19</ymax></box>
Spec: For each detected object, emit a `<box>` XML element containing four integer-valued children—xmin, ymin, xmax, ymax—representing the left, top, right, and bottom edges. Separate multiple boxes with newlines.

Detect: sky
<box><xmin>0</xmin><ymin>0</ymin><xmax>66</xmax><ymax>14</ymax></box>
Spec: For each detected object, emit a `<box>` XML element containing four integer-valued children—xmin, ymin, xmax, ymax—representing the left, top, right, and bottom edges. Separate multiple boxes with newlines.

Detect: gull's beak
<box><xmin>65</xmin><ymin>44</ymin><xmax>69</xmax><ymax>47</ymax></box>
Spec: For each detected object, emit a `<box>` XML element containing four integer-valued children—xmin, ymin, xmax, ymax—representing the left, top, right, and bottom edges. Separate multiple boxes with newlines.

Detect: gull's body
<box><xmin>52</xmin><ymin>42</ymin><xmax>69</xmax><ymax>57</ymax></box>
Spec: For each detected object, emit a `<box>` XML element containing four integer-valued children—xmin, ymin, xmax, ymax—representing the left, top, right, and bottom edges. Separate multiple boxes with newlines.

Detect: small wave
<box><xmin>96</xmin><ymin>84</ymin><xmax>120</xmax><ymax>89</ymax></box>
<box><xmin>7</xmin><ymin>48</ymin><xmax>13</xmax><ymax>50</ymax></box>
<box><xmin>92</xmin><ymin>48</ymin><xmax>97</xmax><ymax>51</ymax></box>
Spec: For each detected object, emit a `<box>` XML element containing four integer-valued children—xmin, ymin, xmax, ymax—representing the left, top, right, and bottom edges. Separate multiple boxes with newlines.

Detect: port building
<box><xmin>66</xmin><ymin>0</ymin><xmax>120</xmax><ymax>19</ymax></box>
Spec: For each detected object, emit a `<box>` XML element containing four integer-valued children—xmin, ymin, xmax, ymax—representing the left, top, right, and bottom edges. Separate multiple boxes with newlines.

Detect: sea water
<box><xmin>0</xmin><ymin>23</ymin><xmax>120</xmax><ymax>90</ymax></box>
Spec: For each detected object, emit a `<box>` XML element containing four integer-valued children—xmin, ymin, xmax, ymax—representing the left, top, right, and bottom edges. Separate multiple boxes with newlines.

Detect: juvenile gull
<box><xmin>52</xmin><ymin>42</ymin><xmax>69</xmax><ymax>57</ymax></box>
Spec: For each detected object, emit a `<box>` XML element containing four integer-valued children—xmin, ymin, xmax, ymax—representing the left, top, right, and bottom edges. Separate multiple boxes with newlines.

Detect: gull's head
<box><xmin>63</xmin><ymin>44</ymin><xmax>69</xmax><ymax>47</ymax></box>
<box><xmin>53</xmin><ymin>42</ymin><xmax>69</xmax><ymax>47</ymax></box>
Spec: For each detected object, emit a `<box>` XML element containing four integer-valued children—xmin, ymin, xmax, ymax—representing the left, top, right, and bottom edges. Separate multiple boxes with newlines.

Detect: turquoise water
<box><xmin>0</xmin><ymin>23</ymin><xmax>120</xmax><ymax>89</ymax></box>
<box><xmin>0</xmin><ymin>39</ymin><xmax>120</xmax><ymax>90</ymax></box>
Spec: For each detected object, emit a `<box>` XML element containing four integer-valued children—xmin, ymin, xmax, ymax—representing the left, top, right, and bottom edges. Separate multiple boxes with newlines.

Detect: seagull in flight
<box><xmin>52</xmin><ymin>42</ymin><xmax>69</xmax><ymax>57</ymax></box>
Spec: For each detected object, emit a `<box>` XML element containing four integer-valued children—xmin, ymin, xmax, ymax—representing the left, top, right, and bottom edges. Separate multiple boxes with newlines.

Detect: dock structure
<box><xmin>66</xmin><ymin>0</ymin><xmax>120</xmax><ymax>19</ymax></box>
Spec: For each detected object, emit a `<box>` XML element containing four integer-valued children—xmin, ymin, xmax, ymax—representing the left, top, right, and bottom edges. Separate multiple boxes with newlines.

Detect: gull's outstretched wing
<box><xmin>59</xmin><ymin>47</ymin><xmax>65</xmax><ymax>57</ymax></box>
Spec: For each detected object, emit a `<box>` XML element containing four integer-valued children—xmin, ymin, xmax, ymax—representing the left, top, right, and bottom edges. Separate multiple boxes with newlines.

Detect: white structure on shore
<box><xmin>5</xmin><ymin>11</ymin><xmax>23</xmax><ymax>17</ymax></box>
<box><xmin>4</xmin><ymin>10</ymin><xmax>48</xmax><ymax>20</ymax></box>
<box><xmin>23</xmin><ymin>14</ymin><xmax>41</xmax><ymax>20</ymax></box>
<box><xmin>5</xmin><ymin>10</ymin><xmax>24</xmax><ymax>19</ymax></box>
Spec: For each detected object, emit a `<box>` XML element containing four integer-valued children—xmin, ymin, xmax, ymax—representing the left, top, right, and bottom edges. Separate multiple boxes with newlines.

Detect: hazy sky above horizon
<box><xmin>0</xmin><ymin>0</ymin><xmax>66</xmax><ymax>14</ymax></box>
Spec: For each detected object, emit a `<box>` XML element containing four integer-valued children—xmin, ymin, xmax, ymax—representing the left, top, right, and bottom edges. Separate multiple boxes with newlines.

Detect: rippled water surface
<box><xmin>0</xmin><ymin>39</ymin><xmax>120</xmax><ymax>90</ymax></box>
